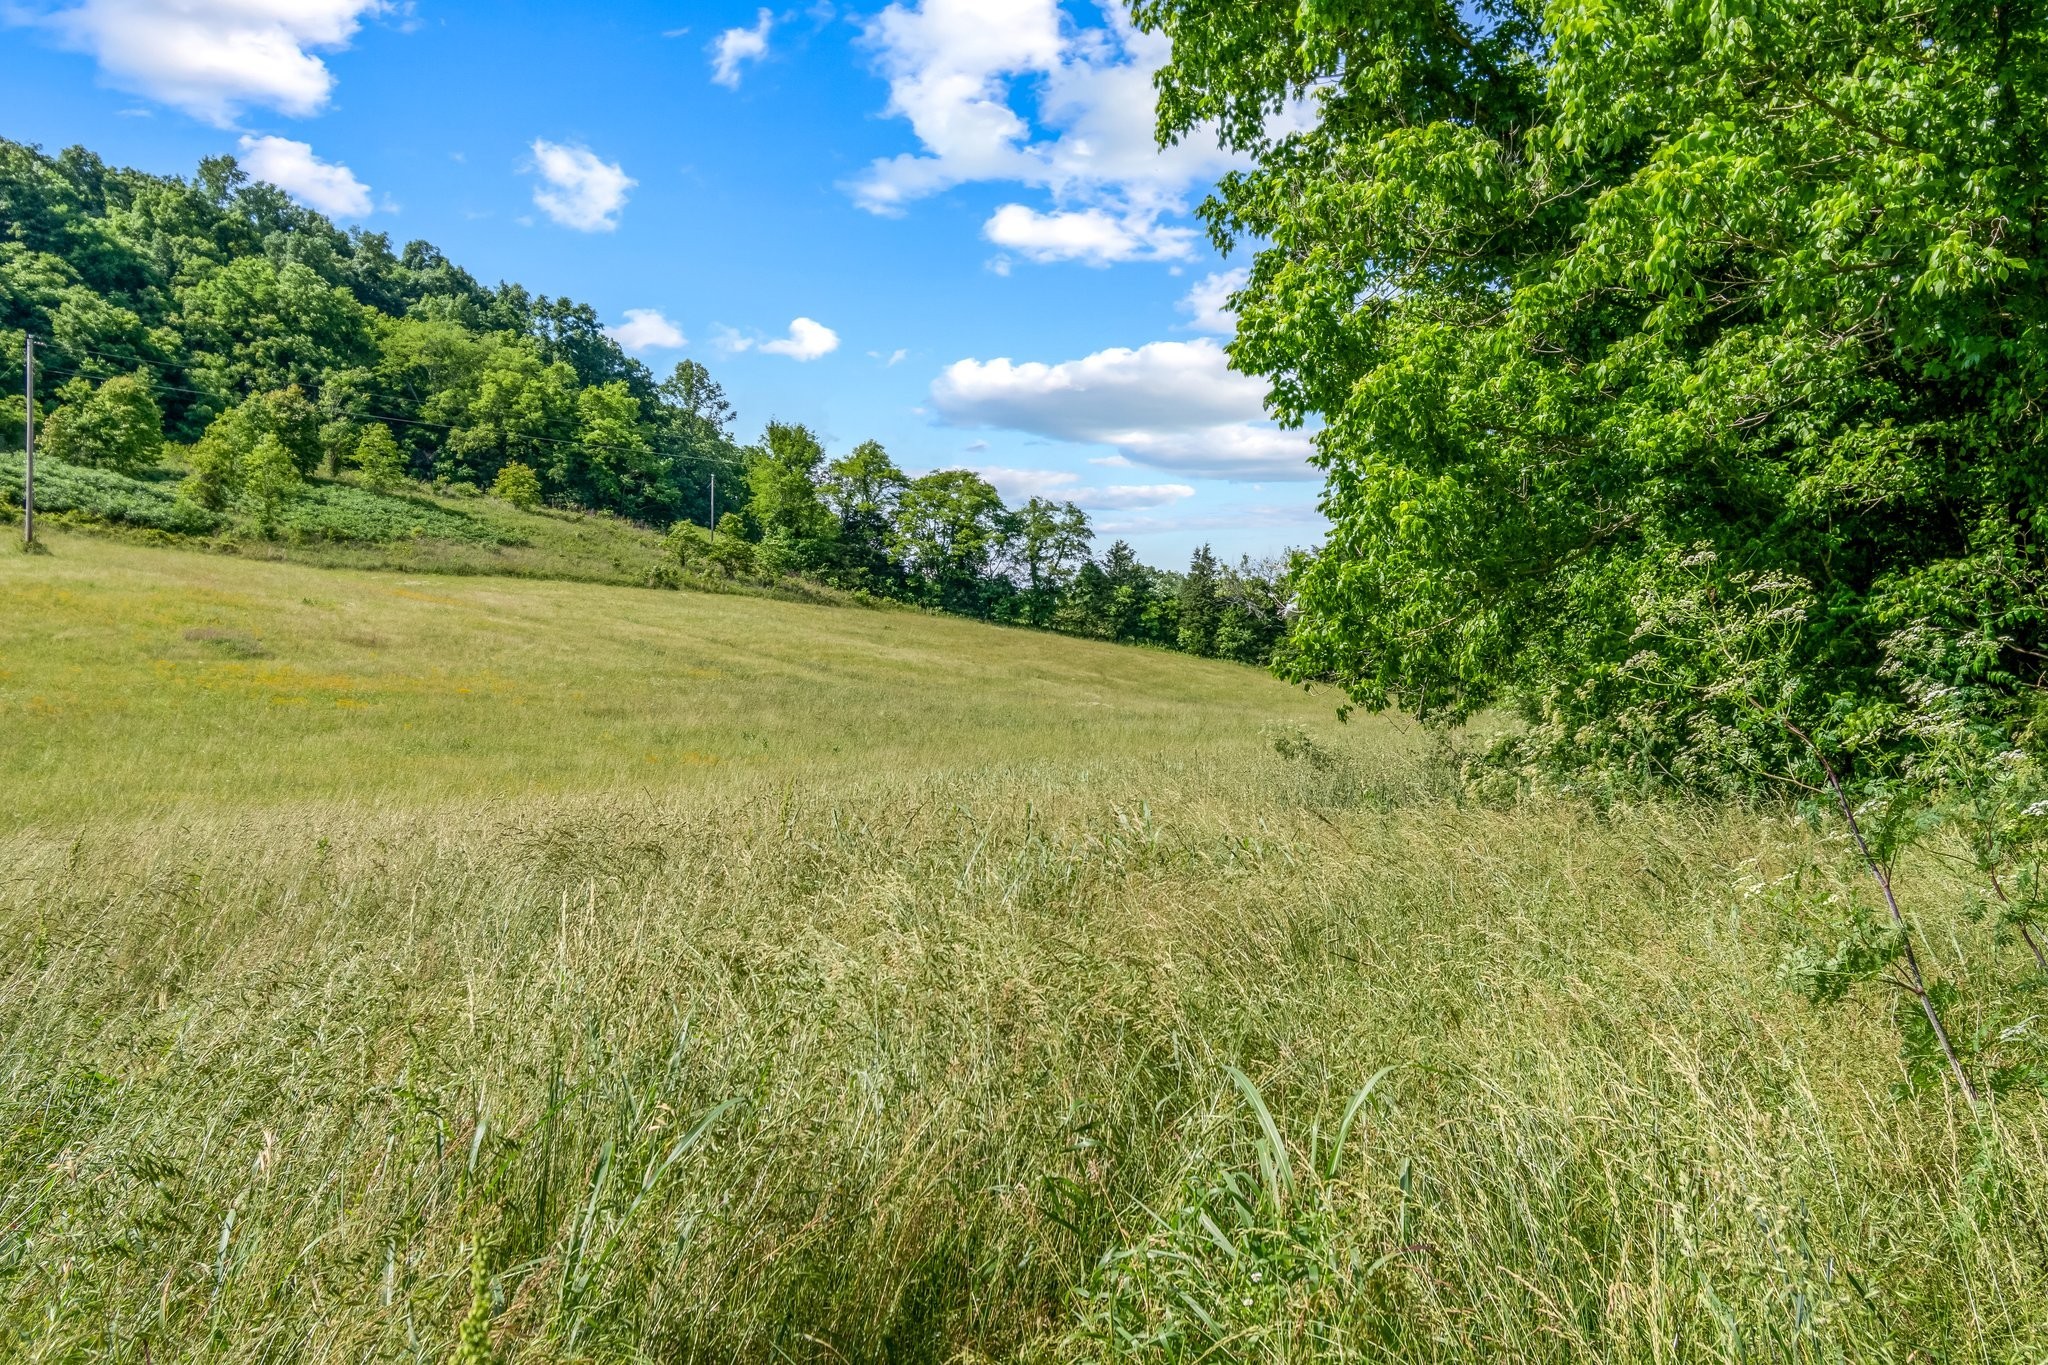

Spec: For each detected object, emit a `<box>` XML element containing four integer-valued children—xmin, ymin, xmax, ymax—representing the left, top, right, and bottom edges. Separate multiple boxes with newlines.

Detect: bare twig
<box><xmin>1775</xmin><ymin>712</ymin><xmax>1979</xmax><ymax>1102</ymax></box>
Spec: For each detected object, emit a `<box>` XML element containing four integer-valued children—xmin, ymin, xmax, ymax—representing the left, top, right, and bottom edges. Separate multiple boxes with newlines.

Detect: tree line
<box><xmin>0</xmin><ymin>137</ymin><xmax>1288</xmax><ymax>664</ymax></box>
<box><xmin>677</xmin><ymin>420</ymin><xmax>1285</xmax><ymax>660</ymax></box>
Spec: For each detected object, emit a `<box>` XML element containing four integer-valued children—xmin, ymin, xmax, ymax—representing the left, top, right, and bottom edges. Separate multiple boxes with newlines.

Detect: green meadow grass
<box><xmin>4</xmin><ymin>532</ymin><xmax>2047</xmax><ymax>1362</ymax></box>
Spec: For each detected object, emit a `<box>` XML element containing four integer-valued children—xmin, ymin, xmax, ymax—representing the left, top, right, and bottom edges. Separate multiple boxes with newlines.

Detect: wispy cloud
<box><xmin>1097</xmin><ymin>505</ymin><xmax>1323</xmax><ymax>539</ymax></box>
<box><xmin>968</xmin><ymin>465</ymin><xmax>1197</xmax><ymax>511</ymax></box>
<box><xmin>710</xmin><ymin>8</ymin><xmax>773</xmax><ymax>88</ymax></box>
<box><xmin>1179</xmin><ymin>267</ymin><xmax>1249</xmax><ymax>334</ymax></box>
<box><xmin>721</xmin><ymin>317</ymin><xmax>841</xmax><ymax>362</ymax></box>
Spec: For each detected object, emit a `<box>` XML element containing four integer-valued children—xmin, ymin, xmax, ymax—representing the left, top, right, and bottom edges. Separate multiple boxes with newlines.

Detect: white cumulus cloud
<box><xmin>973</xmin><ymin>466</ymin><xmax>1083</xmax><ymax>502</ymax></box>
<box><xmin>851</xmin><ymin>0</ymin><xmax>1066</xmax><ymax>214</ymax></box>
<box><xmin>710</xmin><ymin>8</ymin><xmax>774</xmax><ymax>87</ymax></box>
<box><xmin>984</xmin><ymin>204</ymin><xmax>1195</xmax><ymax>266</ymax></box>
<box><xmin>236</xmin><ymin>135</ymin><xmax>372</xmax><ymax>218</ymax></box>
<box><xmin>608</xmin><ymin>309</ymin><xmax>687</xmax><ymax>352</ymax></box>
<box><xmin>762</xmin><ymin>317</ymin><xmax>840</xmax><ymax>361</ymax></box>
<box><xmin>724</xmin><ymin>317</ymin><xmax>841</xmax><ymax>362</ymax></box>
<box><xmin>23</xmin><ymin>0</ymin><xmax>386</xmax><ymax>124</ymax></box>
<box><xmin>527</xmin><ymin>140</ymin><xmax>635</xmax><ymax>232</ymax></box>
<box><xmin>848</xmin><ymin>1</ymin><xmax>1279</xmax><ymax>269</ymax></box>
<box><xmin>932</xmin><ymin>338</ymin><xmax>1315</xmax><ymax>480</ymax></box>
<box><xmin>1180</xmin><ymin>267</ymin><xmax>1248</xmax><ymax>334</ymax></box>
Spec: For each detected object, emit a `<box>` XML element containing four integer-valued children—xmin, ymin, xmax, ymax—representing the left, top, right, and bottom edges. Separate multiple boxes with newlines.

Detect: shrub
<box><xmin>37</xmin><ymin>373</ymin><xmax>163</xmax><ymax>474</ymax></box>
<box><xmin>251</xmin><ymin>388</ymin><xmax>322</xmax><ymax>477</ymax></box>
<box><xmin>706</xmin><ymin>513</ymin><xmax>756</xmax><ymax>577</ymax></box>
<box><xmin>318</xmin><ymin>419</ymin><xmax>358</xmax><ymax>477</ymax></box>
<box><xmin>491</xmin><ymin>461</ymin><xmax>543</xmax><ymax>511</ymax></box>
<box><xmin>182</xmin><ymin>389</ymin><xmax>323</xmax><ymax>509</ymax></box>
<box><xmin>181</xmin><ymin>424</ymin><xmax>242</xmax><ymax>511</ymax></box>
<box><xmin>350</xmin><ymin>425</ymin><xmax>407</xmax><ymax>492</ymax></box>
<box><xmin>239</xmin><ymin>433</ymin><xmax>303</xmax><ymax>534</ymax></box>
<box><xmin>662</xmin><ymin>522</ymin><xmax>699</xmax><ymax>568</ymax></box>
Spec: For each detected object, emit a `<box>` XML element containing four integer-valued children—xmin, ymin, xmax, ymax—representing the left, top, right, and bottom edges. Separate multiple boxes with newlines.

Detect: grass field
<box><xmin>5</xmin><ymin>532</ymin><xmax>2048</xmax><ymax>1362</ymax></box>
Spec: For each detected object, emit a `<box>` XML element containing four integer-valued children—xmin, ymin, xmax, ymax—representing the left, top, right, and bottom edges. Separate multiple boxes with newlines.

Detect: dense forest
<box><xmin>0</xmin><ymin>138</ymin><xmax>1288</xmax><ymax>664</ymax></box>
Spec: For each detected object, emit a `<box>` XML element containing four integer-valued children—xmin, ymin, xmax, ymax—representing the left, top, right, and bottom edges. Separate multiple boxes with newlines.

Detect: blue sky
<box><xmin>0</xmin><ymin>0</ymin><xmax>1326</xmax><ymax>564</ymax></box>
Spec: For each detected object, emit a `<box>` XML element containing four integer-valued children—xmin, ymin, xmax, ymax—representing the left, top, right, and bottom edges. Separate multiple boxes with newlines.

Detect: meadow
<box><xmin>4</xmin><ymin>532</ymin><xmax>2047</xmax><ymax>1362</ymax></box>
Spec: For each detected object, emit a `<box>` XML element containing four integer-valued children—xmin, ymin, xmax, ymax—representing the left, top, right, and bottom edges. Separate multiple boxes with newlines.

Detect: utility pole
<box><xmin>20</xmin><ymin>334</ymin><xmax>32</xmax><ymax>550</ymax></box>
<box><xmin>709</xmin><ymin>473</ymin><xmax>716</xmax><ymax>545</ymax></box>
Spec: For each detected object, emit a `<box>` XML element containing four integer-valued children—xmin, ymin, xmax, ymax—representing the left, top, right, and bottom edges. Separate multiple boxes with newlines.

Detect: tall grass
<box><xmin>3</xmin><ymin>538</ymin><xmax>2047</xmax><ymax>1360</ymax></box>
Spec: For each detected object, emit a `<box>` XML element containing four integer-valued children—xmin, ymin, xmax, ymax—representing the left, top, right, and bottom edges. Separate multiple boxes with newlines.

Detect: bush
<box><xmin>491</xmin><ymin>461</ymin><xmax>543</xmax><ymax>511</ymax></box>
<box><xmin>249</xmin><ymin>388</ymin><xmax>322</xmax><ymax>477</ymax></box>
<box><xmin>181</xmin><ymin>426</ymin><xmax>240</xmax><ymax>510</ymax></box>
<box><xmin>37</xmin><ymin>373</ymin><xmax>163</xmax><ymax>474</ymax></box>
<box><xmin>264</xmin><ymin>482</ymin><xmax>503</xmax><ymax>545</ymax></box>
<box><xmin>662</xmin><ymin>522</ymin><xmax>699</xmax><ymax>567</ymax></box>
<box><xmin>350</xmin><ymin>425</ymin><xmax>407</xmax><ymax>492</ymax></box>
<box><xmin>0</xmin><ymin>452</ymin><xmax>220</xmax><ymax>534</ymax></box>
<box><xmin>318</xmin><ymin>419</ymin><xmax>358</xmax><ymax>477</ymax></box>
<box><xmin>239</xmin><ymin>434</ymin><xmax>303</xmax><ymax>534</ymax></box>
<box><xmin>182</xmin><ymin>389</ymin><xmax>323</xmax><ymax>510</ymax></box>
<box><xmin>707</xmin><ymin>514</ymin><xmax>756</xmax><ymax>577</ymax></box>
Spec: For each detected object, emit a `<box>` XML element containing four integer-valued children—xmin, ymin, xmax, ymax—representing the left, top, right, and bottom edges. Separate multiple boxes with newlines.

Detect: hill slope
<box><xmin>0</xmin><ymin>531</ymin><xmax>1352</xmax><ymax>828</ymax></box>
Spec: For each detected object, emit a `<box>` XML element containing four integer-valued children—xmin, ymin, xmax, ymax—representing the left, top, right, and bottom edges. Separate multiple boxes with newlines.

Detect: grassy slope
<box><xmin>0</xmin><ymin>532</ymin><xmax>1317</xmax><ymax>828</ymax></box>
<box><xmin>1</xmin><ymin>451</ymin><xmax>747</xmax><ymax>590</ymax></box>
<box><xmin>4</xmin><ymin>533</ymin><xmax>2047</xmax><ymax>1362</ymax></box>
<box><xmin>220</xmin><ymin>488</ymin><xmax>703</xmax><ymax>588</ymax></box>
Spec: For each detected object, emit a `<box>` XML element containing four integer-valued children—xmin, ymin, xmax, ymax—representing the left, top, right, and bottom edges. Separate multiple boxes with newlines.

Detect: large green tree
<box><xmin>439</xmin><ymin>338</ymin><xmax>578</xmax><ymax>488</ymax></box>
<box><xmin>653</xmin><ymin>360</ymin><xmax>744</xmax><ymax>528</ymax></box>
<box><xmin>744</xmin><ymin>421</ymin><xmax>840</xmax><ymax>573</ymax></box>
<box><xmin>1138</xmin><ymin>0</ymin><xmax>2048</xmax><ymax>788</ymax></box>
<box><xmin>822</xmin><ymin>439</ymin><xmax>910</xmax><ymax>592</ymax></box>
<box><xmin>1010</xmin><ymin>497</ymin><xmax>1094</xmax><ymax>626</ymax></box>
<box><xmin>892</xmin><ymin>470</ymin><xmax>1012</xmax><ymax>614</ymax></box>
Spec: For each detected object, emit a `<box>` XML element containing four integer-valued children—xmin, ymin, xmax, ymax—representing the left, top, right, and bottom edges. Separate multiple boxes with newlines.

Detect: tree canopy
<box><xmin>1</xmin><ymin>138</ymin><xmax>743</xmax><ymax>528</ymax></box>
<box><xmin>1138</xmin><ymin>0</ymin><xmax>2048</xmax><ymax>789</ymax></box>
